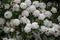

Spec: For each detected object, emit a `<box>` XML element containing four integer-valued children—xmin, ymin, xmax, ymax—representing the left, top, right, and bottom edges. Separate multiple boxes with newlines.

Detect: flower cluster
<box><xmin>0</xmin><ymin>0</ymin><xmax>59</xmax><ymax>40</ymax></box>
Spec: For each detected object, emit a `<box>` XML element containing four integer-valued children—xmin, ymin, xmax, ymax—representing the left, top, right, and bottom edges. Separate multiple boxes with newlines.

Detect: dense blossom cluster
<box><xmin>0</xmin><ymin>0</ymin><xmax>59</xmax><ymax>40</ymax></box>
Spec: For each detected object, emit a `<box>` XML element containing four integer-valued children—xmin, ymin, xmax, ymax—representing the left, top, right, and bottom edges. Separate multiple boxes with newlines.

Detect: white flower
<box><xmin>0</xmin><ymin>18</ymin><xmax>5</xmax><ymax>25</ymax></box>
<box><xmin>20</xmin><ymin>2</ymin><xmax>27</xmax><ymax>9</ymax></box>
<box><xmin>13</xmin><ymin>0</ymin><xmax>21</xmax><ymax>4</ymax></box>
<box><xmin>20</xmin><ymin>16</ymin><xmax>30</xmax><ymax>24</ymax></box>
<box><xmin>31</xmin><ymin>22</ymin><xmax>39</xmax><ymax>29</ymax></box>
<box><xmin>18</xmin><ymin>15</ymin><xmax>22</xmax><ymax>20</ymax></box>
<box><xmin>52</xmin><ymin>28</ymin><xmax>60</xmax><ymax>37</ymax></box>
<box><xmin>6</xmin><ymin>22</ymin><xmax>10</xmax><ymax>26</ymax></box>
<box><xmin>38</xmin><ymin>13</ymin><xmax>46</xmax><ymax>20</ymax></box>
<box><xmin>25</xmin><ymin>0</ymin><xmax>31</xmax><ymax>7</ymax></box>
<box><xmin>4</xmin><ymin>4</ymin><xmax>10</xmax><ymax>9</ymax></box>
<box><xmin>10</xmin><ymin>19</ymin><xmax>15</xmax><ymax>26</ymax></box>
<box><xmin>39</xmin><ymin>2</ymin><xmax>46</xmax><ymax>9</ymax></box>
<box><xmin>25</xmin><ymin>23</ymin><xmax>32</xmax><ymax>29</ymax></box>
<box><xmin>4</xmin><ymin>11</ymin><xmax>12</xmax><ymax>19</ymax></box>
<box><xmin>45</xmin><ymin>29</ymin><xmax>51</xmax><ymax>36</ymax></box>
<box><xmin>2</xmin><ymin>38</ymin><xmax>8</xmax><ymax>40</ymax></box>
<box><xmin>57</xmin><ymin>15</ymin><xmax>60</xmax><ymax>22</ymax></box>
<box><xmin>22</xmin><ymin>10</ymin><xmax>29</xmax><ymax>17</ymax></box>
<box><xmin>3</xmin><ymin>27</ymin><xmax>10</xmax><ymax>33</ymax></box>
<box><xmin>10</xmin><ymin>28</ymin><xmax>15</xmax><ymax>32</ymax></box>
<box><xmin>12</xmin><ymin>4</ymin><xmax>19</xmax><ymax>11</ymax></box>
<box><xmin>44</xmin><ymin>11</ymin><xmax>52</xmax><ymax>18</ymax></box>
<box><xmin>33</xmin><ymin>10</ymin><xmax>40</xmax><ymax>17</ymax></box>
<box><xmin>53</xmin><ymin>31</ymin><xmax>60</xmax><ymax>37</ymax></box>
<box><xmin>47</xmin><ymin>2</ymin><xmax>52</xmax><ymax>6</ymax></box>
<box><xmin>24</xmin><ymin>27</ymin><xmax>31</xmax><ymax>33</ymax></box>
<box><xmin>24</xmin><ymin>23</ymin><xmax>31</xmax><ymax>33</ymax></box>
<box><xmin>10</xmin><ymin>19</ymin><xmax>20</xmax><ymax>26</ymax></box>
<box><xmin>44</xmin><ymin>19</ymin><xmax>53</xmax><ymax>27</ymax></box>
<box><xmin>32</xmin><ymin>1</ymin><xmax>39</xmax><ymax>7</ymax></box>
<box><xmin>8</xmin><ymin>38</ymin><xmax>16</xmax><ymax>40</ymax></box>
<box><xmin>26</xmin><ymin>5</ymin><xmax>36</xmax><ymax>13</ymax></box>
<box><xmin>45</xmin><ymin>28</ymin><xmax>55</xmax><ymax>36</ymax></box>
<box><xmin>52</xmin><ymin>23</ymin><xmax>60</xmax><ymax>29</ymax></box>
<box><xmin>16</xmin><ymin>35</ymin><xmax>22</xmax><ymax>40</ymax></box>
<box><xmin>51</xmin><ymin>7</ymin><xmax>57</xmax><ymax>13</ymax></box>
<box><xmin>26</xmin><ymin>7</ymin><xmax>31</xmax><ymax>13</ymax></box>
<box><xmin>40</xmin><ymin>9</ymin><xmax>46</xmax><ymax>13</ymax></box>
<box><xmin>40</xmin><ymin>26</ymin><xmax>48</xmax><ymax>33</ymax></box>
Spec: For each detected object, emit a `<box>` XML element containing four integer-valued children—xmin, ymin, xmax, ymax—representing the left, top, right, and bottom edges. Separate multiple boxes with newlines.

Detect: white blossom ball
<box><xmin>44</xmin><ymin>19</ymin><xmax>53</xmax><ymax>27</ymax></box>
<box><xmin>10</xmin><ymin>19</ymin><xmax>15</xmax><ymax>26</ymax></box>
<box><xmin>40</xmin><ymin>26</ymin><xmax>48</xmax><ymax>33</ymax></box>
<box><xmin>10</xmin><ymin>28</ymin><xmax>15</xmax><ymax>32</ymax></box>
<box><xmin>2</xmin><ymin>38</ymin><xmax>8</xmax><ymax>40</ymax></box>
<box><xmin>22</xmin><ymin>10</ymin><xmax>29</xmax><ymax>17</ymax></box>
<box><xmin>32</xmin><ymin>22</ymin><xmax>39</xmax><ymax>29</ymax></box>
<box><xmin>12</xmin><ymin>4</ymin><xmax>19</xmax><ymax>11</ymax></box>
<box><xmin>33</xmin><ymin>10</ymin><xmax>40</xmax><ymax>17</ymax></box>
<box><xmin>39</xmin><ymin>2</ymin><xmax>46</xmax><ymax>9</ymax></box>
<box><xmin>45</xmin><ymin>28</ymin><xmax>55</xmax><ymax>36</ymax></box>
<box><xmin>4</xmin><ymin>4</ymin><xmax>10</xmax><ymax>9</ymax></box>
<box><xmin>13</xmin><ymin>0</ymin><xmax>21</xmax><ymax>4</ymax></box>
<box><xmin>24</xmin><ymin>24</ymin><xmax>31</xmax><ymax>33</ymax></box>
<box><xmin>57</xmin><ymin>15</ymin><xmax>60</xmax><ymax>22</ymax></box>
<box><xmin>8</xmin><ymin>38</ymin><xmax>16</xmax><ymax>40</ymax></box>
<box><xmin>51</xmin><ymin>7</ymin><xmax>57</xmax><ymax>13</ymax></box>
<box><xmin>3</xmin><ymin>27</ymin><xmax>10</xmax><ymax>33</ymax></box>
<box><xmin>52</xmin><ymin>28</ymin><xmax>60</xmax><ymax>37</ymax></box>
<box><xmin>18</xmin><ymin>15</ymin><xmax>22</xmax><ymax>20</ymax></box>
<box><xmin>20</xmin><ymin>2</ymin><xmax>27</xmax><ymax>9</ymax></box>
<box><xmin>25</xmin><ymin>23</ymin><xmax>32</xmax><ymax>29</ymax></box>
<box><xmin>45</xmin><ymin>29</ymin><xmax>51</xmax><ymax>36</ymax></box>
<box><xmin>27</xmin><ymin>5</ymin><xmax>36</xmax><ymax>13</ymax></box>
<box><xmin>25</xmin><ymin>0</ymin><xmax>31</xmax><ymax>7</ymax></box>
<box><xmin>49</xmin><ymin>28</ymin><xmax>56</xmax><ymax>34</ymax></box>
<box><xmin>53</xmin><ymin>31</ymin><xmax>60</xmax><ymax>37</ymax></box>
<box><xmin>40</xmin><ymin>9</ymin><xmax>46</xmax><ymax>13</ymax></box>
<box><xmin>32</xmin><ymin>1</ymin><xmax>39</xmax><ymax>7</ymax></box>
<box><xmin>52</xmin><ymin>23</ymin><xmax>60</xmax><ymax>29</ymax></box>
<box><xmin>20</xmin><ymin>16</ymin><xmax>30</xmax><ymax>24</ymax></box>
<box><xmin>44</xmin><ymin>11</ymin><xmax>52</xmax><ymax>18</ymax></box>
<box><xmin>6</xmin><ymin>22</ymin><xmax>10</xmax><ymax>26</ymax></box>
<box><xmin>12</xmin><ymin>19</ymin><xmax>20</xmax><ymax>26</ymax></box>
<box><xmin>26</xmin><ymin>7</ymin><xmax>31</xmax><ymax>13</ymax></box>
<box><xmin>38</xmin><ymin>13</ymin><xmax>46</xmax><ymax>20</ymax></box>
<box><xmin>47</xmin><ymin>2</ymin><xmax>52</xmax><ymax>7</ymax></box>
<box><xmin>4</xmin><ymin>11</ymin><xmax>12</xmax><ymax>19</ymax></box>
<box><xmin>10</xmin><ymin>19</ymin><xmax>20</xmax><ymax>26</ymax></box>
<box><xmin>0</xmin><ymin>18</ymin><xmax>5</xmax><ymax>25</ymax></box>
